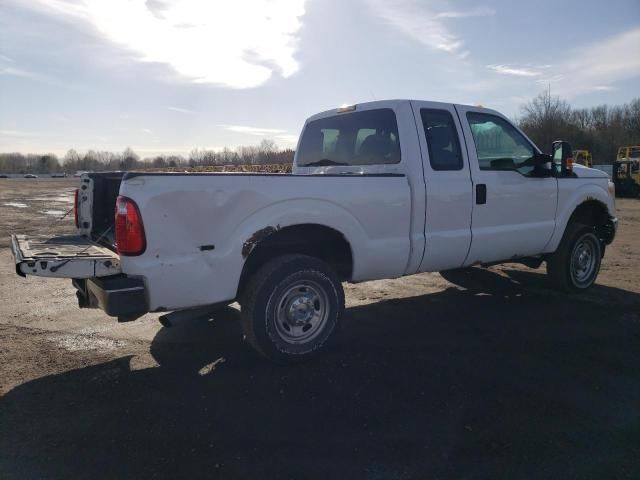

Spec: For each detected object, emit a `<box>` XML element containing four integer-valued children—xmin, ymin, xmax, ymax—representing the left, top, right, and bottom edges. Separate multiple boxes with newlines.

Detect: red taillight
<box><xmin>115</xmin><ymin>196</ymin><xmax>146</xmax><ymax>256</ymax></box>
<box><xmin>74</xmin><ymin>189</ymin><xmax>79</xmax><ymax>228</ymax></box>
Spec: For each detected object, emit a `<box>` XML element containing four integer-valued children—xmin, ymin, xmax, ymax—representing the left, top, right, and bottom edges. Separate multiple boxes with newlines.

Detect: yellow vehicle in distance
<box><xmin>613</xmin><ymin>146</ymin><xmax>640</xmax><ymax>198</ymax></box>
<box><xmin>617</xmin><ymin>146</ymin><xmax>640</xmax><ymax>162</ymax></box>
<box><xmin>573</xmin><ymin>150</ymin><xmax>592</xmax><ymax>167</ymax></box>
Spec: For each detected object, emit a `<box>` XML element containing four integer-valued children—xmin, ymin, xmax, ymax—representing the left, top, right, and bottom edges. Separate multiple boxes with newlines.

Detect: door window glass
<box><xmin>420</xmin><ymin>109</ymin><xmax>463</xmax><ymax>171</ymax></box>
<box><xmin>466</xmin><ymin>112</ymin><xmax>535</xmax><ymax>174</ymax></box>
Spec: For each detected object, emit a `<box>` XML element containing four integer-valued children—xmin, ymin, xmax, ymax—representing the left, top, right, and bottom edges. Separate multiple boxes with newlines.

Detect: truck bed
<box><xmin>83</xmin><ymin>172</ymin><xmax>126</xmax><ymax>246</ymax></box>
<box><xmin>115</xmin><ymin>171</ymin><xmax>414</xmax><ymax>311</ymax></box>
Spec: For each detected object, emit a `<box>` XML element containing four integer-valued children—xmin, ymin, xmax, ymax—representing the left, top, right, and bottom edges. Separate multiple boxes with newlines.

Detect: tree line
<box><xmin>0</xmin><ymin>139</ymin><xmax>295</xmax><ymax>174</ymax></box>
<box><xmin>518</xmin><ymin>91</ymin><xmax>639</xmax><ymax>163</ymax></box>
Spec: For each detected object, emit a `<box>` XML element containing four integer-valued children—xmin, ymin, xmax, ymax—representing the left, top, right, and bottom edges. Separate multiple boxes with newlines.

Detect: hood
<box><xmin>572</xmin><ymin>164</ymin><xmax>609</xmax><ymax>178</ymax></box>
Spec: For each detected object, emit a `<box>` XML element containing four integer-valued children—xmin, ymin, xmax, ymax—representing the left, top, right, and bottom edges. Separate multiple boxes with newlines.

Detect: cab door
<box><xmin>455</xmin><ymin>105</ymin><xmax>558</xmax><ymax>265</ymax></box>
<box><xmin>411</xmin><ymin>101</ymin><xmax>474</xmax><ymax>272</ymax></box>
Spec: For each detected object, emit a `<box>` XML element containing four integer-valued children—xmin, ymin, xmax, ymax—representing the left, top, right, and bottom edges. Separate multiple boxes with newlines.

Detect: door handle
<box><xmin>476</xmin><ymin>184</ymin><xmax>487</xmax><ymax>204</ymax></box>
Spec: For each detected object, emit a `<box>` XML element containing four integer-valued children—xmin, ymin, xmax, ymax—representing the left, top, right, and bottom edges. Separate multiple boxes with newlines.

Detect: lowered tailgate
<box><xmin>11</xmin><ymin>234</ymin><xmax>120</xmax><ymax>278</ymax></box>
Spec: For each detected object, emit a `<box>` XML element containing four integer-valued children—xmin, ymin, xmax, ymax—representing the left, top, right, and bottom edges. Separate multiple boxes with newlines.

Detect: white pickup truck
<box><xmin>10</xmin><ymin>100</ymin><xmax>617</xmax><ymax>361</ymax></box>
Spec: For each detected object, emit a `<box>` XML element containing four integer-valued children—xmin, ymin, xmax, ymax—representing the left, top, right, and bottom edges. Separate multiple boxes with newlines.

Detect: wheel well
<box><xmin>567</xmin><ymin>200</ymin><xmax>615</xmax><ymax>244</ymax></box>
<box><xmin>238</xmin><ymin>224</ymin><xmax>353</xmax><ymax>296</ymax></box>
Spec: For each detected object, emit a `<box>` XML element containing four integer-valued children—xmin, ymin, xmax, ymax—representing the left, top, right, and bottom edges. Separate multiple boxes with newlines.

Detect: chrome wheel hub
<box><xmin>273</xmin><ymin>281</ymin><xmax>329</xmax><ymax>344</ymax></box>
<box><xmin>571</xmin><ymin>236</ymin><xmax>598</xmax><ymax>286</ymax></box>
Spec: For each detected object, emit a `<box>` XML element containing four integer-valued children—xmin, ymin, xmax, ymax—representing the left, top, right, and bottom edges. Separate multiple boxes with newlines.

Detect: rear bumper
<box><xmin>74</xmin><ymin>275</ymin><xmax>148</xmax><ymax>321</ymax></box>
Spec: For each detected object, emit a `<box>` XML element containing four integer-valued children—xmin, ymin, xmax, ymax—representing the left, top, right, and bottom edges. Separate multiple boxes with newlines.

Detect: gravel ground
<box><xmin>0</xmin><ymin>178</ymin><xmax>638</xmax><ymax>479</ymax></box>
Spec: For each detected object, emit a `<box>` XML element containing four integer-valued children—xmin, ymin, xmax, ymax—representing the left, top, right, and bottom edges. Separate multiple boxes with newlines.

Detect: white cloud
<box><xmin>220</xmin><ymin>125</ymin><xmax>297</xmax><ymax>145</ymax></box>
<box><xmin>549</xmin><ymin>28</ymin><xmax>640</xmax><ymax>97</ymax></box>
<box><xmin>479</xmin><ymin>28</ymin><xmax>640</xmax><ymax>104</ymax></box>
<box><xmin>435</xmin><ymin>7</ymin><xmax>496</xmax><ymax>19</ymax></box>
<box><xmin>0</xmin><ymin>28</ymin><xmax>84</xmax><ymax>91</ymax></box>
<box><xmin>167</xmin><ymin>106</ymin><xmax>194</xmax><ymax>114</ymax></box>
<box><xmin>221</xmin><ymin>125</ymin><xmax>286</xmax><ymax>135</ymax></box>
<box><xmin>487</xmin><ymin>64</ymin><xmax>545</xmax><ymax>77</ymax></box>
<box><xmin>366</xmin><ymin>0</ymin><xmax>471</xmax><ymax>57</ymax></box>
<box><xmin>274</xmin><ymin>134</ymin><xmax>298</xmax><ymax>145</ymax></box>
<box><xmin>0</xmin><ymin>66</ymin><xmax>39</xmax><ymax>79</ymax></box>
<box><xmin>535</xmin><ymin>75</ymin><xmax>565</xmax><ymax>84</ymax></box>
<box><xmin>20</xmin><ymin>0</ymin><xmax>307</xmax><ymax>89</ymax></box>
<box><xmin>0</xmin><ymin>129</ymin><xmax>36</xmax><ymax>137</ymax></box>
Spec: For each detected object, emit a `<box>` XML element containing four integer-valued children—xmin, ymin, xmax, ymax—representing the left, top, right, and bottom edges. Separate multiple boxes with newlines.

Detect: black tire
<box><xmin>239</xmin><ymin>254</ymin><xmax>345</xmax><ymax>362</ymax></box>
<box><xmin>546</xmin><ymin>223</ymin><xmax>602</xmax><ymax>293</ymax></box>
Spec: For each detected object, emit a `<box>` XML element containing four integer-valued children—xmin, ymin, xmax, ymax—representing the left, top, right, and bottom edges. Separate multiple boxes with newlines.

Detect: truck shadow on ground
<box><xmin>1</xmin><ymin>268</ymin><xmax>639</xmax><ymax>479</ymax></box>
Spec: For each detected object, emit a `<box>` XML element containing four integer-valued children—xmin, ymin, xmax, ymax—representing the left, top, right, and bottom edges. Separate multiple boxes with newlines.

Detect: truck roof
<box><xmin>306</xmin><ymin>99</ymin><xmax>499</xmax><ymax>123</ymax></box>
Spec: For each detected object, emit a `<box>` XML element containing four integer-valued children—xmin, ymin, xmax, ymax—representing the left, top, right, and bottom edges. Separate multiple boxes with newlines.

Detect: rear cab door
<box><xmin>410</xmin><ymin>101</ymin><xmax>474</xmax><ymax>272</ymax></box>
<box><xmin>455</xmin><ymin>105</ymin><xmax>558</xmax><ymax>265</ymax></box>
<box><xmin>294</xmin><ymin>100</ymin><xmax>426</xmax><ymax>276</ymax></box>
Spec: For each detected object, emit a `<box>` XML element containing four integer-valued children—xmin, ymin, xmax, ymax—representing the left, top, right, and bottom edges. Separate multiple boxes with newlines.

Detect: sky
<box><xmin>1</xmin><ymin>0</ymin><xmax>639</xmax><ymax>157</ymax></box>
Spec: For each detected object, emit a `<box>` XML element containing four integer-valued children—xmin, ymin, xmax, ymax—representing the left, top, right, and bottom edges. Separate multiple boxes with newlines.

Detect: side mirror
<box><xmin>552</xmin><ymin>140</ymin><xmax>573</xmax><ymax>175</ymax></box>
<box><xmin>532</xmin><ymin>153</ymin><xmax>553</xmax><ymax>176</ymax></box>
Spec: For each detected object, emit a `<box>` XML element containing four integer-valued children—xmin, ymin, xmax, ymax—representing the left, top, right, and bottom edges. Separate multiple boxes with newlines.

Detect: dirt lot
<box><xmin>0</xmin><ymin>178</ymin><xmax>638</xmax><ymax>479</ymax></box>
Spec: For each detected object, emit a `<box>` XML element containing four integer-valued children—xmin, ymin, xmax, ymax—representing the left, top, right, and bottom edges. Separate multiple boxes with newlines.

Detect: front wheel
<box><xmin>240</xmin><ymin>254</ymin><xmax>345</xmax><ymax>362</ymax></box>
<box><xmin>546</xmin><ymin>223</ymin><xmax>602</xmax><ymax>292</ymax></box>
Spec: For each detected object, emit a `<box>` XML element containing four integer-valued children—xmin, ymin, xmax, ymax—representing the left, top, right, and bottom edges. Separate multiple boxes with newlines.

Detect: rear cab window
<box><xmin>297</xmin><ymin>109</ymin><xmax>401</xmax><ymax>167</ymax></box>
<box><xmin>420</xmin><ymin>109</ymin><xmax>463</xmax><ymax>171</ymax></box>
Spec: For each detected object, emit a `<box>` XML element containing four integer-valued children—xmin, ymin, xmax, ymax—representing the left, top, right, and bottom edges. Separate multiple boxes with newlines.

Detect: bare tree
<box><xmin>519</xmin><ymin>92</ymin><xmax>640</xmax><ymax>163</ymax></box>
<box><xmin>120</xmin><ymin>147</ymin><xmax>140</xmax><ymax>170</ymax></box>
<box><xmin>2</xmin><ymin>140</ymin><xmax>294</xmax><ymax>174</ymax></box>
<box><xmin>520</xmin><ymin>89</ymin><xmax>572</xmax><ymax>149</ymax></box>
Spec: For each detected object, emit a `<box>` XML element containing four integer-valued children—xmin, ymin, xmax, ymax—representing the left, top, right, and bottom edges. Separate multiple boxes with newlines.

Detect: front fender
<box><xmin>546</xmin><ymin>181</ymin><xmax>615</xmax><ymax>253</ymax></box>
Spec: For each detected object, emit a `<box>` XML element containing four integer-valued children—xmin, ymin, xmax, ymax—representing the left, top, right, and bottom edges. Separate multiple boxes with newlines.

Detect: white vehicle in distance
<box><xmin>10</xmin><ymin>100</ymin><xmax>618</xmax><ymax>362</ymax></box>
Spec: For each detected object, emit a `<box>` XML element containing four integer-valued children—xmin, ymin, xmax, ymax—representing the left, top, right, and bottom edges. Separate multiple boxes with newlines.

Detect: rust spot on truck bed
<box><xmin>242</xmin><ymin>226</ymin><xmax>279</xmax><ymax>258</ymax></box>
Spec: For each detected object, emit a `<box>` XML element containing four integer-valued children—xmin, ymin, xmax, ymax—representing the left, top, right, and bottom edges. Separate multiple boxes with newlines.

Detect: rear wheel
<box><xmin>240</xmin><ymin>254</ymin><xmax>345</xmax><ymax>362</ymax></box>
<box><xmin>547</xmin><ymin>223</ymin><xmax>602</xmax><ymax>292</ymax></box>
